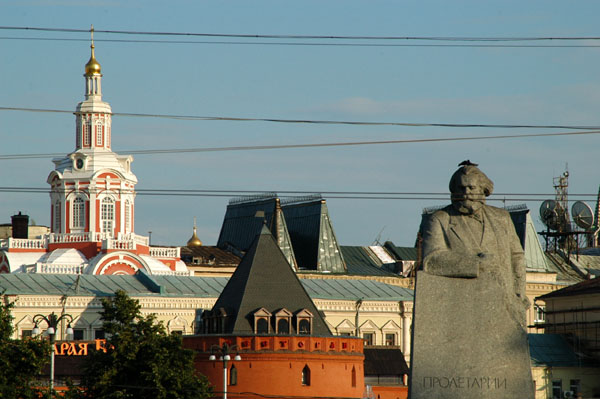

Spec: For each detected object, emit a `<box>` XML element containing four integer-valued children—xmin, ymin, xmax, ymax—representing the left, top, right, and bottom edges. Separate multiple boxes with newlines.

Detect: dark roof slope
<box><xmin>282</xmin><ymin>199</ymin><xmax>346</xmax><ymax>273</ymax></box>
<box><xmin>539</xmin><ymin>276</ymin><xmax>600</xmax><ymax>300</ymax></box>
<box><xmin>384</xmin><ymin>242</ymin><xmax>417</xmax><ymax>261</ymax></box>
<box><xmin>216</xmin><ymin>195</ymin><xmax>297</xmax><ymax>268</ymax></box>
<box><xmin>180</xmin><ymin>246</ymin><xmax>241</xmax><ymax>267</ymax></box>
<box><xmin>211</xmin><ymin>225</ymin><xmax>332</xmax><ymax>336</ymax></box>
<box><xmin>528</xmin><ymin>334</ymin><xmax>591</xmax><ymax>367</ymax></box>
<box><xmin>341</xmin><ymin>246</ymin><xmax>398</xmax><ymax>277</ymax></box>
<box><xmin>363</xmin><ymin>347</ymin><xmax>409</xmax><ymax>375</ymax></box>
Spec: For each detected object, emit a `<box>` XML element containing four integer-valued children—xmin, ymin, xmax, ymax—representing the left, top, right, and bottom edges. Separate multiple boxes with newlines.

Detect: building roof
<box><xmin>384</xmin><ymin>242</ymin><xmax>418</xmax><ymax>261</ymax></box>
<box><xmin>340</xmin><ymin>246</ymin><xmax>398</xmax><ymax>277</ymax></box>
<box><xmin>363</xmin><ymin>347</ymin><xmax>409</xmax><ymax>375</ymax></box>
<box><xmin>0</xmin><ymin>273</ymin><xmax>414</xmax><ymax>302</ymax></box>
<box><xmin>210</xmin><ymin>225</ymin><xmax>332</xmax><ymax>335</ymax></box>
<box><xmin>282</xmin><ymin>198</ymin><xmax>346</xmax><ymax>273</ymax></box>
<box><xmin>538</xmin><ymin>276</ymin><xmax>600</xmax><ymax>300</ymax></box>
<box><xmin>216</xmin><ymin>195</ymin><xmax>297</xmax><ymax>269</ymax></box>
<box><xmin>180</xmin><ymin>245</ymin><xmax>241</xmax><ymax>267</ymax></box>
<box><xmin>302</xmin><ymin>279</ymin><xmax>413</xmax><ymax>301</ymax></box>
<box><xmin>528</xmin><ymin>334</ymin><xmax>589</xmax><ymax>367</ymax></box>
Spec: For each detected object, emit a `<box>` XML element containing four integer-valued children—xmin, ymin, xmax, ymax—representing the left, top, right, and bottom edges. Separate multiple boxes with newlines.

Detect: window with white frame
<box><xmin>84</xmin><ymin>121</ymin><xmax>91</xmax><ymax>146</ymax></box>
<box><xmin>101</xmin><ymin>197</ymin><xmax>115</xmax><ymax>235</ymax></box>
<box><xmin>534</xmin><ymin>305</ymin><xmax>545</xmax><ymax>323</ymax></box>
<box><xmin>124</xmin><ymin>200</ymin><xmax>131</xmax><ymax>232</ymax></box>
<box><xmin>96</xmin><ymin>122</ymin><xmax>103</xmax><ymax>146</ymax></box>
<box><xmin>72</xmin><ymin>197</ymin><xmax>85</xmax><ymax>229</ymax></box>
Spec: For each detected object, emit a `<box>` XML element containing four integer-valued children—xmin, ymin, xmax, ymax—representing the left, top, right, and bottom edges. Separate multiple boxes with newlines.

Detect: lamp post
<box><xmin>209</xmin><ymin>343</ymin><xmax>242</xmax><ymax>399</ymax></box>
<box><xmin>32</xmin><ymin>312</ymin><xmax>74</xmax><ymax>397</ymax></box>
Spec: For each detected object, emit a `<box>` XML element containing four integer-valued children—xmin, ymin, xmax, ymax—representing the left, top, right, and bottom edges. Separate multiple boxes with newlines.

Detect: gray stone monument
<box><xmin>409</xmin><ymin>162</ymin><xmax>534</xmax><ymax>399</ymax></box>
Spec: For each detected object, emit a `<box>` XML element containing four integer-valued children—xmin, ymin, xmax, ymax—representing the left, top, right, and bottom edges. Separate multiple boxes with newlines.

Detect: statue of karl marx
<box><xmin>409</xmin><ymin>162</ymin><xmax>534</xmax><ymax>399</ymax></box>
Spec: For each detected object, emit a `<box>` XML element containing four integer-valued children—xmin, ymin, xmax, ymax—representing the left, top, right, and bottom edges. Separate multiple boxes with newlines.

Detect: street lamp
<box><xmin>32</xmin><ymin>312</ymin><xmax>74</xmax><ymax>396</ymax></box>
<box><xmin>209</xmin><ymin>343</ymin><xmax>242</xmax><ymax>399</ymax></box>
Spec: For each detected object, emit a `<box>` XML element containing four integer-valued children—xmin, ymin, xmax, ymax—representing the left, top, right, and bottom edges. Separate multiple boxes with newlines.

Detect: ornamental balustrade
<box><xmin>149</xmin><ymin>247</ymin><xmax>180</xmax><ymax>258</ymax></box>
<box><xmin>151</xmin><ymin>269</ymin><xmax>191</xmax><ymax>276</ymax></box>
<box><xmin>102</xmin><ymin>239</ymin><xmax>135</xmax><ymax>250</ymax></box>
<box><xmin>35</xmin><ymin>263</ymin><xmax>85</xmax><ymax>274</ymax></box>
<box><xmin>0</xmin><ymin>237</ymin><xmax>48</xmax><ymax>250</ymax></box>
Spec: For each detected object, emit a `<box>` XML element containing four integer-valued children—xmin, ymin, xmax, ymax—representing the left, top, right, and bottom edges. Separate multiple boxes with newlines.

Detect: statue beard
<box><xmin>452</xmin><ymin>197</ymin><xmax>485</xmax><ymax>215</ymax></box>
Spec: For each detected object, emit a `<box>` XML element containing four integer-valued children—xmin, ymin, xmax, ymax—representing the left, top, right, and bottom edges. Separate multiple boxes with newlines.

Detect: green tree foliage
<box><xmin>0</xmin><ymin>294</ymin><xmax>50</xmax><ymax>399</ymax></box>
<box><xmin>80</xmin><ymin>290</ymin><xmax>211</xmax><ymax>399</ymax></box>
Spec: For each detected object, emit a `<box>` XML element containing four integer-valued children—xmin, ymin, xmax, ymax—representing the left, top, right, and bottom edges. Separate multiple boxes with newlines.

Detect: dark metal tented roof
<box><xmin>282</xmin><ymin>198</ymin><xmax>346</xmax><ymax>273</ymax></box>
<box><xmin>211</xmin><ymin>225</ymin><xmax>332</xmax><ymax>336</ymax></box>
<box><xmin>216</xmin><ymin>195</ymin><xmax>297</xmax><ymax>269</ymax></box>
<box><xmin>363</xmin><ymin>348</ymin><xmax>409</xmax><ymax>376</ymax></box>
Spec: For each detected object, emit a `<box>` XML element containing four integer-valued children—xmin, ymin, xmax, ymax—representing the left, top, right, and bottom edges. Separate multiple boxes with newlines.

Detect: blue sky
<box><xmin>1</xmin><ymin>1</ymin><xmax>599</xmax><ymax>246</ymax></box>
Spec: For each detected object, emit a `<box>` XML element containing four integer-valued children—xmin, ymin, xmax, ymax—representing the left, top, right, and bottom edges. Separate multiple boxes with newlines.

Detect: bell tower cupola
<box><xmin>75</xmin><ymin>25</ymin><xmax>112</xmax><ymax>152</ymax></box>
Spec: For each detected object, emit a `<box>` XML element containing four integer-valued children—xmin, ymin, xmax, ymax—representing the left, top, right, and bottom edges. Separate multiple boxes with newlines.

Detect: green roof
<box><xmin>528</xmin><ymin>334</ymin><xmax>586</xmax><ymax>367</ymax></box>
<box><xmin>384</xmin><ymin>242</ymin><xmax>417</xmax><ymax>261</ymax></box>
<box><xmin>0</xmin><ymin>274</ymin><xmax>414</xmax><ymax>302</ymax></box>
<box><xmin>340</xmin><ymin>246</ymin><xmax>398</xmax><ymax>277</ymax></box>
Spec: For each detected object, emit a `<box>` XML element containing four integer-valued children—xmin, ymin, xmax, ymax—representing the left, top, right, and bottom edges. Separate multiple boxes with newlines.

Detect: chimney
<box><xmin>11</xmin><ymin>212</ymin><xmax>29</xmax><ymax>239</ymax></box>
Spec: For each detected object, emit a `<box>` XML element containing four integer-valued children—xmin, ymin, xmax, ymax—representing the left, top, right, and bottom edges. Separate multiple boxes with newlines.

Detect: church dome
<box><xmin>187</xmin><ymin>228</ymin><xmax>203</xmax><ymax>247</ymax></box>
<box><xmin>85</xmin><ymin>45</ymin><xmax>101</xmax><ymax>76</ymax></box>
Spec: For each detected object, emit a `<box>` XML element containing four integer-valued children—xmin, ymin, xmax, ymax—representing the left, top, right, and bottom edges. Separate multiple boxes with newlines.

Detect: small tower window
<box><xmin>253</xmin><ymin>308</ymin><xmax>272</xmax><ymax>334</ymax></box>
<box><xmin>124</xmin><ymin>200</ymin><xmax>131</xmax><ymax>233</ymax></box>
<box><xmin>274</xmin><ymin>308</ymin><xmax>293</xmax><ymax>334</ymax></box>
<box><xmin>54</xmin><ymin>201</ymin><xmax>61</xmax><ymax>232</ymax></box>
<box><xmin>96</xmin><ymin>122</ymin><xmax>103</xmax><ymax>146</ymax></box>
<box><xmin>84</xmin><ymin>121</ymin><xmax>91</xmax><ymax>146</ymax></box>
<box><xmin>76</xmin><ymin>121</ymin><xmax>81</xmax><ymax>148</ymax></box>
<box><xmin>301</xmin><ymin>365</ymin><xmax>311</xmax><ymax>386</ymax></box>
<box><xmin>295</xmin><ymin>309</ymin><xmax>313</xmax><ymax>335</ymax></box>
<box><xmin>72</xmin><ymin>197</ymin><xmax>85</xmax><ymax>229</ymax></box>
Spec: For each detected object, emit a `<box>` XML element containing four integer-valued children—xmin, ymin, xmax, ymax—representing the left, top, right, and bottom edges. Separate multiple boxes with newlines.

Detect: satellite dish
<box><xmin>571</xmin><ymin>201</ymin><xmax>594</xmax><ymax>230</ymax></box>
<box><xmin>540</xmin><ymin>200</ymin><xmax>562</xmax><ymax>230</ymax></box>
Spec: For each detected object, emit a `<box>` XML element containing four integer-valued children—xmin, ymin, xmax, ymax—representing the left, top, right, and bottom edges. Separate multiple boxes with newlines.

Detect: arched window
<box><xmin>72</xmin><ymin>197</ymin><xmax>85</xmax><ymax>229</ymax></box>
<box><xmin>301</xmin><ymin>365</ymin><xmax>311</xmax><ymax>386</ymax></box>
<box><xmin>54</xmin><ymin>201</ymin><xmax>61</xmax><ymax>232</ymax></box>
<box><xmin>351</xmin><ymin>366</ymin><xmax>356</xmax><ymax>387</ymax></box>
<box><xmin>124</xmin><ymin>200</ymin><xmax>131</xmax><ymax>232</ymax></box>
<box><xmin>257</xmin><ymin>318</ymin><xmax>269</xmax><ymax>334</ymax></box>
<box><xmin>299</xmin><ymin>319</ymin><xmax>310</xmax><ymax>335</ymax></box>
<box><xmin>277</xmin><ymin>318</ymin><xmax>290</xmax><ymax>334</ymax></box>
<box><xmin>101</xmin><ymin>197</ymin><xmax>115</xmax><ymax>235</ymax></box>
<box><xmin>230</xmin><ymin>365</ymin><xmax>237</xmax><ymax>386</ymax></box>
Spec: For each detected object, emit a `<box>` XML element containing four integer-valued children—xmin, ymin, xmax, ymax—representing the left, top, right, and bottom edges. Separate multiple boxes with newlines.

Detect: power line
<box><xmin>4</xmin><ymin>36</ymin><xmax>600</xmax><ymax>48</ymax></box>
<box><xmin>2</xmin><ymin>26</ymin><xmax>600</xmax><ymax>42</ymax></box>
<box><xmin>0</xmin><ymin>129</ymin><xmax>598</xmax><ymax>161</ymax></box>
<box><xmin>2</xmin><ymin>106</ymin><xmax>599</xmax><ymax>130</ymax></box>
<box><xmin>0</xmin><ymin>186</ymin><xmax>596</xmax><ymax>202</ymax></box>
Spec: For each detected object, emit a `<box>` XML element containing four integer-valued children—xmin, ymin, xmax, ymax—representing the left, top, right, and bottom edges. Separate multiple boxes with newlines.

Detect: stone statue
<box><xmin>408</xmin><ymin>163</ymin><xmax>534</xmax><ymax>399</ymax></box>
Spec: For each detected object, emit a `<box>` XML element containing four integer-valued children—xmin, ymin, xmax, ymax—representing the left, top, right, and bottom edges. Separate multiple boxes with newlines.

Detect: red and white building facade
<box><xmin>0</xmin><ymin>40</ymin><xmax>189</xmax><ymax>276</ymax></box>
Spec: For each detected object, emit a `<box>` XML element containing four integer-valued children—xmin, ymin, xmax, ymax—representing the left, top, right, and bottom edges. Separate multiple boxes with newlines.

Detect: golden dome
<box><xmin>85</xmin><ymin>44</ymin><xmax>102</xmax><ymax>76</ymax></box>
<box><xmin>187</xmin><ymin>227</ymin><xmax>203</xmax><ymax>247</ymax></box>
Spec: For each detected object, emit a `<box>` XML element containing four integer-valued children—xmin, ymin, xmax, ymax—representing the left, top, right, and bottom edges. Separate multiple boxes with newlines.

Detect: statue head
<box><xmin>449</xmin><ymin>165</ymin><xmax>494</xmax><ymax>214</ymax></box>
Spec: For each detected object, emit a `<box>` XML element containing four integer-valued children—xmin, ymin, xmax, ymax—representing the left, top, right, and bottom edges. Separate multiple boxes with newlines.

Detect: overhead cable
<box><xmin>1</xmin><ymin>130</ymin><xmax>599</xmax><ymax>161</ymax></box>
<box><xmin>2</xmin><ymin>26</ymin><xmax>600</xmax><ymax>42</ymax></box>
<box><xmin>1</xmin><ymin>106</ymin><xmax>599</xmax><ymax>130</ymax></box>
<box><xmin>3</xmin><ymin>36</ymin><xmax>600</xmax><ymax>48</ymax></box>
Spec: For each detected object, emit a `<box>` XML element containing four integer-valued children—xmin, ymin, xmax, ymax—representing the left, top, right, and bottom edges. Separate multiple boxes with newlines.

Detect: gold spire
<box><xmin>187</xmin><ymin>217</ymin><xmax>203</xmax><ymax>247</ymax></box>
<box><xmin>85</xmin><ymin>25</ymin><xmax>102</xmax><ymax>76</ymax></box>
